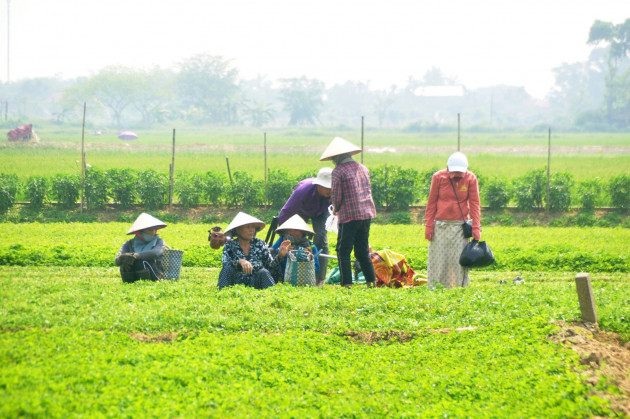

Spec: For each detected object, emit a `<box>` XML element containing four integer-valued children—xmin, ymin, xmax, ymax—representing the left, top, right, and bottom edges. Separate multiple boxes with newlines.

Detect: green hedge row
<box><xmin>1</xmin><ymin>168</ymin><xmax>629</xmax><ymax>213</ymax></box>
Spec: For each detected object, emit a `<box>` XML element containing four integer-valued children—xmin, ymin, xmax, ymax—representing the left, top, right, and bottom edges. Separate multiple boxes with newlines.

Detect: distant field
<box><xmin>2</xmin><ymin>127</ymin><xmax>629</xmax><ymax>181</ymax></box>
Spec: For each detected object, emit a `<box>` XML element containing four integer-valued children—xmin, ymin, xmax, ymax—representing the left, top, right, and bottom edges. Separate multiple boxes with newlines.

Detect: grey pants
<box><xmin>306</xmin><ymin>211</ymin><xmax>329</xmax><ymax>281</ymax></box>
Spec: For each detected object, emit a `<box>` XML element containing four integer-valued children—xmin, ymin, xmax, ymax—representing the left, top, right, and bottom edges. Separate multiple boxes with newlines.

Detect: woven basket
<box><xmin>162</xmin><ymin>249</ymin><xmax>184</xmax><ymax>280</ymax></box>
<box><xmin>284</xmin><ymin>250</ymin><xmax>316</xmax><ymax>287</ymax></box>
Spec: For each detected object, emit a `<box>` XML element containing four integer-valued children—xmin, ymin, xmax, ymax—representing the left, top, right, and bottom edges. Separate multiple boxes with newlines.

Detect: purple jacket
<box><xmin>279</xmin><ymin>178</ymin><xmax>330</xmax><ymax>224</ymax></box>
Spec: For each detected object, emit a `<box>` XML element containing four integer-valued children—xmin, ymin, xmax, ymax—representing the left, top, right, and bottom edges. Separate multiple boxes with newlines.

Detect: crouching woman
<box><xmin>115</xmin><ymin>213</ymin><xmax>168</xmax><ymax>283</ymax></box>
<box><xmin>218</xmin><ymin>212</ymin><xmax>290</xmax><ymax>289</ymax></box>
<box><xmin>272</xmin><ymin>214</ymin><xmax>320</xmax><ymax>282</ymax></box>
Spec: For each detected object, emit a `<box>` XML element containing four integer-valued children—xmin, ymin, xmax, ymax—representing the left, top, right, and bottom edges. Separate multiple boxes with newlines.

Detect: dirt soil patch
<box><xmin>344</xmin><ymin>330</ymin><xmax>415</xmax><ymax>345</ymax></box>
<box><xmin>548</xmin><ymin>321</ymin><xmax>630</xmax><ymax>416</ymax></box>
<box><xmin>344</xmin><ymin>327</ymin><xmax>478</xmax><ymax>345</ymax></box>
<box><xmin>129</xmin><ymin>332</ymin><xmax>180</xmax><ymax>343</ymax></box>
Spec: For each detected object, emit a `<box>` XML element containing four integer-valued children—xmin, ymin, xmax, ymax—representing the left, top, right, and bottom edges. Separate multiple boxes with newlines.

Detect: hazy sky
<box><xmin>1</xmin><ymin>0</ymin><xmax>627</xmax><ymax>98</ymax></box>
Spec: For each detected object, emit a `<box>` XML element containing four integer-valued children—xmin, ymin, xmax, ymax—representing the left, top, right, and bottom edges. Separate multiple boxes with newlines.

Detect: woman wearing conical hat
<box><xmin>278</xmin><ymin>167</ymin><xmax>332</xmax><ymax>286</ymax></box>
<box><xmin>320</xmin><ymin>137</ymin><xmax>377</xmax><ymax>288</ymax></box>
<box><xmin>271</xmin><ymin>214</ymin><xmax>320</xmax><ymax>282</ymax></box>
<box><xmin>218</xmin><ymin>212</ymin><xmax>291</xmax><ymax>289</ymax></box>
<box><xmin>114</xmin><ymin>213</ymin><xmax>168</xmax><ymax>283</ymax></box>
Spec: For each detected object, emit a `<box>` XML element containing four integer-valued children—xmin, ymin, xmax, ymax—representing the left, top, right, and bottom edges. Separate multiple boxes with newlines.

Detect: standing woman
<box><xmin>218</xmin><ymin>212</ymin><xmax>290</xmax><ymax>289</ymax></box>
<box><xmin>424</xmin><ymin>152</ymin><xmax>481</xmax><ymax>288</ymax></box>
<box><xmin>320</xmin><ymin>137</ymin><xmax>377</xmax><ymax>288</ymax></box>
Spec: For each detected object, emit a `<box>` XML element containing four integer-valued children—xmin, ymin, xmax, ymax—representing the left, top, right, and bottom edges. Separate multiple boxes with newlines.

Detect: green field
<box><xmin>1</xmin><ymin>265</ymin><xmax>629</xmax><ymax>417</ymax></box>
<box><xmin>2</xmin><ymin>127</ymin><xmax>629</xmax><ymax>181</ymax></box>
<box><xmin>1</xmin><ymin>221</ymin><xmax>630</xmax><ymax>415</ymax></box>
<box><xmin>1</xmin><ymin>223</ymin><xmax>629</xmax><ymax>272</ymax></box>
<box><xmin>2</xmin><ymin>126</ymin><xmax>630</xmax><ymax>416</ymax></box>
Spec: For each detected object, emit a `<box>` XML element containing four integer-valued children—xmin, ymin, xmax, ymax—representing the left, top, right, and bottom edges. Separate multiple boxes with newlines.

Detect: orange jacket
<box><xmin>424</xmin><ymin>169</ymin><xmax>481</xmax><ymax>240</ymax></box>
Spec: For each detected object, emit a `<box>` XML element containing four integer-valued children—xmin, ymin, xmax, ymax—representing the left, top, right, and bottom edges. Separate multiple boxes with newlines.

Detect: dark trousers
<box><xmin>217</xmin><ymin>264</ymin><xmax>276</xmax><ymax>290</ymax></box>
<box><xmin>336</xmin><ymin>219</ymin><xmax>376</xmax><ymax>286</ymax></box>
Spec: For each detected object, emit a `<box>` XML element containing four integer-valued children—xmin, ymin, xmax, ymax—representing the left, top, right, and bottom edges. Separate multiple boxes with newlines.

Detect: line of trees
<box><xmin>0</xmin><ymin>19</ymin><xmax>629</xmax><ymax>130</ymax></box>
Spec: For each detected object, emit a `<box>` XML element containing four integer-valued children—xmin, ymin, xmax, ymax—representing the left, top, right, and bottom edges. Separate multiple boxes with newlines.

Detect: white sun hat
<box><xmin>276</xmin><ymin>214</ymin><xmax>315</xmax><ymax>235</ymax></box>
<box><xmin>224</xmin><ymin>212</ymin><xmax>266</xmax><ymax>236</ymax></box>
<box><xmin>319</xmin><ymin>137</ymin><xmax>362</xmax><ymax>161</ymax></box>
<box><xmin>126</xmin><ymin>213</ymin><xmax>167</xmax><ymax>235</ymax></box>
<box><xmin>312</xmin><ymin>167</ymin><xmax>332</xmax><ymax>189</ymax></box>
<box><xmin>447</xmin><ymin>152</ymin><xmax>468</xmax><ymax>173</ymax></box>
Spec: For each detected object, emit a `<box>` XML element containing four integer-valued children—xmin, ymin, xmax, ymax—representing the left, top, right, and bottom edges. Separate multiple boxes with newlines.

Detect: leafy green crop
<box><xmin>0</xmin><ymin>267</ymin><xmax>627</xmax><ymax>417</ymax></box>
<box><xmin>1</xmin><ymin>223</ymin><xmax>629</xmax><ymax>272</ymax></box>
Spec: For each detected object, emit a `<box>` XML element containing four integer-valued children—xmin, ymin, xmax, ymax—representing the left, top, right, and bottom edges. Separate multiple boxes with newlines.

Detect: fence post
<box><xmin>457</xmin><ymin>113</ymin><xmax>462</xmax><ymax>151</ymax></box>
<box><xmin>264</xmin><ymin>132</ymin><xmax>268</xmax><ymax>206</ymax></box>
<box><xmin>169</xmin><ymin>128</ymin><xmax>175</xmax><ymax>212</ymax></box>
<box><xmin>575</xmin><ymin>272</ymin><xmax>598</xmax><ymax>323</ymax></box>
<box><xmin>361</xmin><ymin>116</ymin><xmax>364</xmax><ymax>164</ymax></box>
<box><xmin>546</xmin><ymin>127</ymin><xmax>551</xmax><ymax>216</ymax></box>
<box><xmin>80</xmin><ymin>102</ymin><xmax>86</xmax><ymax>213</ymax></box>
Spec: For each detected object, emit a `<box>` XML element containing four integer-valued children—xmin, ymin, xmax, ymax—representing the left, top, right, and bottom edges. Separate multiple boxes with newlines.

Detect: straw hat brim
<box><xmin>276</xmin><ymin>214</ymin><xmax>315</xmax><ymax>235</ymax></box>
<box><xmin>224</xmin><ymin>212</ymin><xmax>266</xmax><ymax>236</ymax></box>
<box><xmin>319</xmin><ymin>137</ymin><xmax>361</xmax><ymax>161</ymax></box>
<box><xmin>126</xmin><ymin>213</ymin><xmax>167</xmax><ymax>235</ymax></box>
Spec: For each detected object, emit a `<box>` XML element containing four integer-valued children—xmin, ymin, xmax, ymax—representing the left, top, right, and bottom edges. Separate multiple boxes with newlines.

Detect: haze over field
<box><xmin>1</xmin><ymin>0</ymin><xmax>627</xmax><ymax>99</ymax></box>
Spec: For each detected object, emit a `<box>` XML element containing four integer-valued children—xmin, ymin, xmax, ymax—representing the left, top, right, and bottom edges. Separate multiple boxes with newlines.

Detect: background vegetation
<box><xmin>1</xmin><ymin>19</ymin><xmax>629</xmax><ymax>131</ymax></box>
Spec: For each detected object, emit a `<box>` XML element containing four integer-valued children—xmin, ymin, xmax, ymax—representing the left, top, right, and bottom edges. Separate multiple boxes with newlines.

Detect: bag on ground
<box><xmin>370</xmin><ymin>249</ymin><xmax>416</xmax><ymax>287</ymax></box>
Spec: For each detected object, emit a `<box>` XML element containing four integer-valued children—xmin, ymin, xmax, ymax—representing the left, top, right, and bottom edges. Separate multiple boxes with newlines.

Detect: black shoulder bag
<box><xmin>448</xmin><ymin>177</ymin><xmax>473</xmax><ymax>239</ymax></box>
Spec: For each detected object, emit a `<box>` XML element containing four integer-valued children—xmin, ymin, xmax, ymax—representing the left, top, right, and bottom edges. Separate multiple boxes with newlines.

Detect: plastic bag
<box><xmin>459</xmin><ymin>240</ymin><xmax>495</xmax><ymax>268</ymax></box>
<box><xmin>324</xmin><ymin>266</ymin><xmax>365</xmax><ymax>285</ymax></box>
<box><xmin>325</xmin><ymin>205</ymin><xmax>338</xmax><ymax>234</ymax></box>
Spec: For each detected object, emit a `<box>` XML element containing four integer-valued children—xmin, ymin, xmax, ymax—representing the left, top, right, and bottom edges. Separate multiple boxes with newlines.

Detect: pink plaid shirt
<box><xmin>331</xmin><ymin>160</ymin><xmax>376</xmax><ymax>224</ymax></box>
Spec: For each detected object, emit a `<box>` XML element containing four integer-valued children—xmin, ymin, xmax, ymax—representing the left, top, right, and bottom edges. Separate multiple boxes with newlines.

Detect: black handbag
<box><xmin>448</xmin><ymin>177</ymin><xmax>473</xmax><ymax>238</ymax></box>
<box><xmin>459</xmin><ymin>240</ymin><xmax>495</xmax><ymax>268</ymax></box>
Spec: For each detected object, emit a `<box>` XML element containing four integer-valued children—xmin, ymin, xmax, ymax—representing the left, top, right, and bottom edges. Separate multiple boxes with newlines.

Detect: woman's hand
<box><xmin>239</xmin><ymin>258</ymin><xmax>253</xmax><ymax>274</ymax></box>
<box><xmin>278</xmin><ymin>240</ymin><xmax>291</xmax><ymax>259</ymax></box>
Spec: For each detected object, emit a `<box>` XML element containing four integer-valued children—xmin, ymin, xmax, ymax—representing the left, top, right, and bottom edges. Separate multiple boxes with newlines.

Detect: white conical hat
<box><xmin>319</xmin><ymin>137</ymin><xmax>362</xmax><ymax>161</ymax></box>
<box><xmin>224</xmin><ymin>212</ymin><xmax>266</xmax><ymax>236</ymax></box>
<box><xmin>276</xmin><ymin>214</ymin><xmax>315</xmax><ymax>235</ymax></box>
<box><xmin>126</xmin><ymin>213</ymin><xmax>167</xmax><ymax>235</ymax></box>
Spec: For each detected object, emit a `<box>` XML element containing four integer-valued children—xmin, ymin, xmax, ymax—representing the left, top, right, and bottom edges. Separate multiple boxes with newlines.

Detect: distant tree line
<box><xmin>0</xmin><ymin>19</ymin><xmax>628</xmax><ymax>130</ymax></box>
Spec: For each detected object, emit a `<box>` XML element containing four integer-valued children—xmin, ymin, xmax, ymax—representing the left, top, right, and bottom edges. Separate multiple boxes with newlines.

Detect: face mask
<box><xmin>140</xmin><ymin>232</ymin><xmax>155</xmax><ymax>242</ymax></box>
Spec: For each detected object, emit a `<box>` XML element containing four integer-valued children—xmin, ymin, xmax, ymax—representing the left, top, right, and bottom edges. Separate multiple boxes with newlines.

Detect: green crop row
<box><xmin>1</xmin><ymin>267</ymin><xmax>628</xmax><ymax>417</ymax></box>
<box><xmin>1</xmin><ymin>223</ymin><xmax>629</xmax><ymax>272</ymax></box>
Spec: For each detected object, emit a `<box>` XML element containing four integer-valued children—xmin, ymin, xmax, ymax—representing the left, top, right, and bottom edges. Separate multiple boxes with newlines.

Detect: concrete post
<box><xmin>575</xmin><ymin>272</ymin><xmax>598</xmax><ymax>323</ymax></box>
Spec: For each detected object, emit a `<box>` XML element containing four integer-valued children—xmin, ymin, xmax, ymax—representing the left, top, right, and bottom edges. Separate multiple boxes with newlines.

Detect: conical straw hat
<box><xmin>319</xmin><ymin>137</ymin><xmax>362</xmax><ymax>161</ymax></box>
<box><xmin>126</xmin><ymin>213</ymin><xmax>167</xmax><ymax>235</ymax></box>
<box><xmin>224</xmin><ymin>212</ymin><xmax>266</xmax><ymax>236</ymax></box>
<box><xmin>276</xmin><ymin>214</ymin><xmax>315</xmax><ymax>235</ymax></box>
